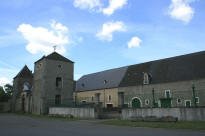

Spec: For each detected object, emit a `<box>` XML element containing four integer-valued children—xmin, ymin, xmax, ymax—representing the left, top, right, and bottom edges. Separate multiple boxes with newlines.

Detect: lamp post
<box><xmin>192</xmin><ymin>84</ymin><xmax>197</xmax><ymax>107</ymax></box>
<box><xmin>152</xmin><ymin>88</ymin><xmax>155</xmax><ymax>108</ymax></box>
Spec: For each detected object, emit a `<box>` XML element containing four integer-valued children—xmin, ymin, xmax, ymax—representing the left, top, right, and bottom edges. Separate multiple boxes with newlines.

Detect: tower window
<box><xmin>108</xmin><ymin>95</ymin><xmax>112</xmax><ymax>102</ymax></box>
<box><xmin>56</xmin><ymin>77</ymin><xmax>62</xmax><ymax>88</ymax></box>
<box><xmin>104</xmin><ymin>80</ymin><xmax>107</xmax><ymax>84</ymax></box>
<box><xmin>55</xmin><ymin>95</ymin><xmax>61</xmax><ymax>105</ymax></box>
<box><xmin>82</xmin><ymin>83</ymin><xmax>85</xmax><ymax>87</ymax></box>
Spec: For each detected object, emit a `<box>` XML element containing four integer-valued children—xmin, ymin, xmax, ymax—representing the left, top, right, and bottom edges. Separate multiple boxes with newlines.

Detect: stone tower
<box><xmin>12</xmin><ymin>65</ymin><xmax>33</xmax><ymax>112</ymax></box>
<box><xmin>32</xmin><ymin>52</ymin><xmax>74</xmax><ymax>114</ymax></box>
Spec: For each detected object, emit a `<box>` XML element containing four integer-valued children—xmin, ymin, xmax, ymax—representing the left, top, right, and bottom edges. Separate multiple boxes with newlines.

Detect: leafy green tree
<box><xmin>0</xmin><ymin>85</ymin><xmax>12</xmax><ymax>102</ymax></box>
<box><xmin>4</xmin><ymin>84</ymin><xmax>13</xmax><ymax>96</ymax></box>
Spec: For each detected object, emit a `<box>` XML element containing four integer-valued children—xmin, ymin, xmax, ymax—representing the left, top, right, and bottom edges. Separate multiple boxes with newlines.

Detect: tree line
<box><xmin>0</xmin><ymin>84</ymin><xmax>13</xmax><ymax>102</ymax></box>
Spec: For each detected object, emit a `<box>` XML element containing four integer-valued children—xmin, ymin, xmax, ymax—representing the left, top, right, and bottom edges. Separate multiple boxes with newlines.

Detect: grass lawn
<box><xmin>101</xmin><ymin>120</ymin><xmax>205</xmax><ymax>130</ymax></box>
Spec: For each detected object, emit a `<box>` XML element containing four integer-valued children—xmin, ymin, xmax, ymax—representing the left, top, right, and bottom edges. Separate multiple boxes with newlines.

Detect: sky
<box><xmin>0</xmin><ymin>0</ymin><xmax>205</xmax><ymax>86</ymax></box>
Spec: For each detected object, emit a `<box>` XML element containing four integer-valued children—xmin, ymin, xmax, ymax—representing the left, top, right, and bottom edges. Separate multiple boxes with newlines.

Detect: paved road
<box><xmin>0</xmin><ymin>114</ymin><xmax>204</xmax><ymax>136</ymax></box>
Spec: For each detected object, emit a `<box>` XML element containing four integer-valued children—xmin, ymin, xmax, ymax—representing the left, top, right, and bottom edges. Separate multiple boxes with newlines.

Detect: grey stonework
<box><xmin>12</xmin><ymin>52</ymin><xmax>74</xmax><ymax>115</ymax></box>
<box><xmin>12</xmin><ymin>66</ymin><xmax>33</xmax><ymax>112</ymax></box>
<box><xmin>119</xmin><ymin>79</ymin><xmax>205</xmax><ymax>108</ymax></box>
<box><xmin>32</xmin><ymin>55</ymin><xmax>74</xmax><ymax>114</ymax></box>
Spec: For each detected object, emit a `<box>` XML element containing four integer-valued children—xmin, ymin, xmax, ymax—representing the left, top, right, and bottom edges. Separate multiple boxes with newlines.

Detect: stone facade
<box><xmin>12</xmin><ymin>52</ymin><xmax>74</xmax><ymax>114</ymax></box>
<box><xmin>76</xmin><ymin>88</ymin><xmax>119</xmax><ymax>108</ymax></box>
<box><xmin>32</xmin><ymin>56</ymin><xmax>74</xmax><ymax>114</ymax></box>
<box><xmin>119</xmin><ymin>79</ymin><xmax>205</xmax><ymax>108</ymax></box>
<box><xmin>12</xmin><ymin>66</ymin><xmax>33</xmax><ymax>112</ymax></box>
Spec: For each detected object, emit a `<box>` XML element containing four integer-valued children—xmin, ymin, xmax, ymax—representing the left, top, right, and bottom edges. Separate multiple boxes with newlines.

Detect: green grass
<box><xmin>101</xmin><ymin>120</ymin><xmax>205</xmax><ymax>130</ymax></box>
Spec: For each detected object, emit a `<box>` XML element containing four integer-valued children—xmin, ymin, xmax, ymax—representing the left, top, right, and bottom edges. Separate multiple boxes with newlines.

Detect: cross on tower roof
<box><xmin>53</xmin><ymin>45</ymin><xmax>57</xmax><ymax>52</ymax></box>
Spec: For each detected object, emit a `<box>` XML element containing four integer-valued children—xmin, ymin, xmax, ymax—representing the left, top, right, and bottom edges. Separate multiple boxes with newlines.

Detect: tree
<box><xmin>0</xmin><ymin>85</ymin><xmax>12</xmax><ymax>102</ymax></box>
<box><xmin>4</xmin><ymin>84</ymin><xmax>13</xmax><ymax>96</ymax></box>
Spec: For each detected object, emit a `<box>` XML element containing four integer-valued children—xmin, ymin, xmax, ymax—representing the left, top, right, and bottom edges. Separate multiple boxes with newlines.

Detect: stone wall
<box><xmin>0</xmin><ymin>102</ymin><xmax>11</xmax><ymax>112</ymax></box>
<box><xmin>49</xmin><ymin>107</ymin><xmax>96</xmax><ymax>119</ymax></box>
<box><xmin>122</xmin><ymin>108</ymin><xmax>205</xmax><ymax>121</ymax></box>
<box><xmin>119</xmin><ymin>79</ymin><xmax>205</xmax><ymax>108</ymax></box>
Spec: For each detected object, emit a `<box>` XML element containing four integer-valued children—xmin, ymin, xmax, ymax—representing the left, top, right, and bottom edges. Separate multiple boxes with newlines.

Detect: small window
<box><xmin>82</xmin><ymin>83</ymin><xmax>85</xmax><ymax>87</ymax></box>
<box><xmin>195</xmin><ymin>97</ymin><xmax>199</xmax><ymax>104</ymax></box>
<box><xmin>23</xmin><ymin>82</ymin><xmax>30</xmax><ymax>91</ymax></box>
<box><xmin>177</xmin><ymin>98</ymin><xmax>182</xmax><ymax>104</ymax></box>
<box><xmin>165</xmin><ymin>90</ymin><xmax>171</xmax><ymax>98</ymax></box>
<box><xmin>143</xmin><ymin>73</ymin><xmax>149</xmax><ymax>84</ymax></box>
<box><xmin>104</xmin><ymin>80</ymin><xmax>107</xmax><ymax>84</ymax></box>
<box><xmin>108</xmin><ymin>95</ymin><xmax>112</xmax><ymax>102</ymax></box>
<box><xmin>55</xmin><ymin>95</ymin><xmax>61</xmax><ymax>105</ymax></box>
<box><xmin>81</xmin><ymin>100</ymin><xmax>87</xmax><ymax>104</ymax></box>
<box><xmin>91</xmin><ymin>96</ymin><xmax>94</xmax><ymax>101</ymax></box>
<box><xmin>145</xmin><ymin>99</ymin><xmax>149</xmax><ymax>105</ymax></box>
<box><xmin>58</xmin><ymin>65</ymin><xmax>61</xmax><ymax>68</ymax></box>
<box><xmin>56</xmin><ymin>77</ymin><xmax>62</xmax><ymax>88</ymax></box>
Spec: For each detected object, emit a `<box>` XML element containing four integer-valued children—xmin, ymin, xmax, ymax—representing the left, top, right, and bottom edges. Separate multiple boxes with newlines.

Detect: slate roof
<box><xmin>119</xmin><ymin>51</ymin><xmax>205</xmax><ymax>87</ymax></box>
<box><xmin>75</xmin><ymin>66</ymin><xmax>128</xmax><ymax>92</ymax></box>
<box><xmin>35</xmin><ymin>52</ymin><xmax>74</xmax><ymax>63</ymax></box>
<box><xmin>14</xmin><ymin>65</ymin><xmax>33</xmax><ymax>79</ymax></box>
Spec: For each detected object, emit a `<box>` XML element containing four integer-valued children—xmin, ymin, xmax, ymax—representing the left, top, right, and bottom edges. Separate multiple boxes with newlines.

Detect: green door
<box><xmin>161</xmin><ymin>99</ymin><xmax>171</xmax><ymax>108</ymax></box>
<box><xmin>185</xmin><ymin>101</ymin><xmax>191</xmax><ymax>107</ymax></box>
<box><xmin>132</xmin><ymin>98</ymin><xmax>141</xmax><ymax>108</ymax></box>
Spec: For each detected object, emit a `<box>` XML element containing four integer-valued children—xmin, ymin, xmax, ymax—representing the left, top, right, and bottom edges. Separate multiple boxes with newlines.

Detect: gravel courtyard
<box><xmin>0</xmin><ymin>113</ymin><xmax>204</xmax><ymax>136</ymax></box>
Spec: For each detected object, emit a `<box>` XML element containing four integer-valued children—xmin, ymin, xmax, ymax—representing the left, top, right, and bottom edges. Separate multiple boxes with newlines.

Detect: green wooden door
<box><xmin>161</xmin><ymin>99</ymin><xmax>171</xmax><ymax>108</ymax></box>
<box><xmin>132</xmin><ymin>98</ymin><xmax>141</xmax><ymax>108</ymax></box>
<box><xmin>185</xmin><ymin>101</ymin><xmax>191</xmax><ymax>107</ymax></box>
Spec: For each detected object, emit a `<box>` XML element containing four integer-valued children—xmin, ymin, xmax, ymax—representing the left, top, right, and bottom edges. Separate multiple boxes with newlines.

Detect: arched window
<box><xmin>23</xmin><ymin>82</ymin><xmax>30</xmax><ymax>91</ymax></box>
<box><xmin>143</xmin><ymin>73</ymin><xmax>149</xmax><ymax>84</ymax></box>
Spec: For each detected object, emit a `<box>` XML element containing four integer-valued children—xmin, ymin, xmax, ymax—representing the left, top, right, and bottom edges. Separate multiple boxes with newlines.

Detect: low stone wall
<box><xmin>0</xmin><ymin>102</ymin><xmax>10</xmax><ymax>112</ymax></box>
<box><xmin>122</xmin><ymin>108</ymin><xmax>205</xmax><ymax>121</ymax></box>
<box><xmin>49</xmin><ymin>107</ymin><xmax>96</xmax><ymax>119</ymax></box>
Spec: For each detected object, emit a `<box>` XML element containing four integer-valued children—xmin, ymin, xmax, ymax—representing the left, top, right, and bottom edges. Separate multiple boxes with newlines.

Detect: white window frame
<box><xmin>177</xmin><ymin>98</ymin><xmax>182</xmax><ymax>104</ymax></box>
<box><xmin>145</xmin><ymin>99</ymin><xmax>149</xmax><ymax>105</ymax></box>
<box><xmin>195</xmin><ymin>97</ymin><xmax>199</xmax><ymax>104</ymax></box>
<box><xmin>184</xmin><ymin>100</ymin><xmax>191</xmax><ymax>107</ymax></box>
<box><xmin>143</xmin><ymin>73</ymin><xmax>149</xmax><ymax>85</ymax></box>
<box><xmin>165</xmin><ymin>90</ymin><xmax>171</xmax><ymax>98</ymax></box>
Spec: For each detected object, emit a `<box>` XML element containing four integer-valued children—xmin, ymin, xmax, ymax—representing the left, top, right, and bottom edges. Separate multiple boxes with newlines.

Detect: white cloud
<box><xmin>96</xmin><ymin>21</ymin><xmax>126</xmax><ymax>41</ymax></box>
<box><xmin>102</xmin><ymin>0</ymin><xmax>128</xmax><ymax>16</ymax></box>
<box><xmin>73</xmin><ymin>0</ymin><xmax>127</xmax><ymax>15</ymax></box>
<box><xmin>168</xmin><ymin>0</ymin><xmax>195</xmax><ymax>23</ymax></box>
<box><xmin>73</xmin><ymin>0</ymin><xmax>102</xmax><ymax>11</ymax></box>
<box><xmin>0</xmin><ymin>77</ymin><xmax>11</xmax><ymax>86</ymax></box>
<box><xmin>17</xmin><ymin>20</ymin><xmax>70</xmax><ymax>55</ymax></box>
<box><xmin>128</xmin><ymin>36</ymin><xmax>142</xmax><ymax>48</ymax></box>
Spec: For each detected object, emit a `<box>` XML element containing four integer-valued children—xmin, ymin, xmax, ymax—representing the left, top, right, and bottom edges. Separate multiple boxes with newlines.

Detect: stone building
<box><xmin>12</xmin><ymin>50</ymin><xmax>205</xmax><ymax>113</ymax></box>
<box><xmin>75</xmin><ymin>67</ymin><xmax>127</xmax><ymax>108</ymax></box>
<box><xmin>75</xmin><ymin>51</ymin><xmax>205</xmax><ymax>108</ymax></box>
<box><xmin>12</xmin><ymin>65</ymin><xmax>33</xmax><ymax>112</ymax></box>
<box><xmin>12</xmin><ymin>52</ymin><xmax>74</xmax><ymax>114</ymax></box>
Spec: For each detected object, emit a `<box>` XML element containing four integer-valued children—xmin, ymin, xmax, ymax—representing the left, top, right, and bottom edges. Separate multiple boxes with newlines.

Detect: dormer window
<box><xmin>104</xmin><ymin>80</ymin><xmax>107</xmax><ymax>84</ymax></box>
<box><xmin>143</xmin><ymin>72</ymin><xmax>152</xmax><ymax>85</ymax></box>
<box><xmin>143</xmin><ymin>73</ymin><xmax>149</xmax><ymax>84</ymax></box>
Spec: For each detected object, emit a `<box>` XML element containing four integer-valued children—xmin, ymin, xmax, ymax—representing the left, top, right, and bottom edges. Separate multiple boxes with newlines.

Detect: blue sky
<box><xmin>0</xmin><ymin>0</ymin><xmax>205</xmax><ymax>86</ymax></box>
